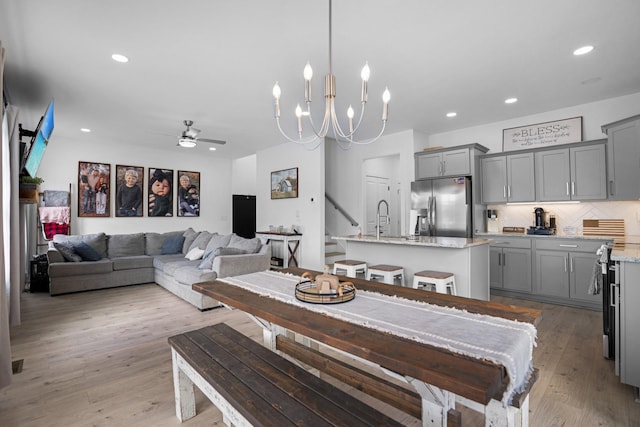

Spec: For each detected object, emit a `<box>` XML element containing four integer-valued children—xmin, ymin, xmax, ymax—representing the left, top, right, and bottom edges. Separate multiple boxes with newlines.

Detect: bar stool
<box><xmin>366</xmin><ymin>264</ymin><xmax>404</xmax><ymax>285</ymax></box>
<box><xmin>332</xmin><ymin>260</ymin><xmax>367</xmax><ymax>278</ymax></box>
<box><xmin>412</xmin><ymin>270</ymin><xmax>457</xmax><ymax>295</ymax></box>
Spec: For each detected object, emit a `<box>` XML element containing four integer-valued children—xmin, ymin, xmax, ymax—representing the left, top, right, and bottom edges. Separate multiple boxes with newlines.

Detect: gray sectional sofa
<box><xmin>46</xmin><ymin>228</ymin><xmax>271</xmax><ymax>309</ymax></box>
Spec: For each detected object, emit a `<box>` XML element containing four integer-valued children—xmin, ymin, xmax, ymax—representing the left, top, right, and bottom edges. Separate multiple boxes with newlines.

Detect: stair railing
<box><xmin>325</xmin><ymin>193</ymin><xmax>359</xmax><ymax>227</ymax></box>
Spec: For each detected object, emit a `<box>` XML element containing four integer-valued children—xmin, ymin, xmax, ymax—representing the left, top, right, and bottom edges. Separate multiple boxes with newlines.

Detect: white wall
<box><xmin>325</xmin><ymin>130</ymin><xmax>417</xmax><ymax>240</ymax></box>
<box><xmin>231</xmin><ymin>155</ymin><xmax>256</xmax><ymax>195</ymax></box>
<box><xmin>36</xmin><ymin>135</ymin><xmax>233</xmax><ymax>235</ymax></box>
<box><xmin>256</xmin><ymin>142</ymin><xmax>325</xmax><ymax>271</ymax></box>
<box><xmin>423</xmin><ymin>92</ymin><xmax>640</xmax><ymax>152</ymax></box>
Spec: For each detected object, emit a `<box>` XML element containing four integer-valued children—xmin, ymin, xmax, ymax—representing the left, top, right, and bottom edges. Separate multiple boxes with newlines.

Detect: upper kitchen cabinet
<box><xmin>535</xmin><ymin>141</ymin><xmax>607</xmax><ymax>201</ymax></box>
<box><xmin>602</xmin><ymin>114</ymin><xmax>640</xmax><ymax>200</ymax></box>
<box><xmin>415</xmin><ymin>144</ymin><xmax>488</xmax><ymax>180</ymax></box>
<box><xmin>480</xmin><ymin>152</ymin><xmax>535</xmax><ymax>203</ymax></box>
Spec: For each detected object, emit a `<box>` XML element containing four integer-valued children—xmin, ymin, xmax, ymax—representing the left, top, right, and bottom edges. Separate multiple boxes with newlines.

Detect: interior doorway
<box><xmin>363</xmin><ymin>155</ymin><xmax>401</xmax><ymax>237</ymax></box>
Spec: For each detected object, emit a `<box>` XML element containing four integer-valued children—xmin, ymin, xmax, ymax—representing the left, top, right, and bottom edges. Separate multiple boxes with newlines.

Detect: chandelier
<box><xmin>272</xmin><ymin>0</ymin><xmax>390</xmax><ymax>149</ymax></box>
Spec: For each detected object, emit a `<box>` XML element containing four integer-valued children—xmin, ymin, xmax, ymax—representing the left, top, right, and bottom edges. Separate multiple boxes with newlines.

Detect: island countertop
<box><xmin>332</xmin><ymin>234</ymin><xmax>491</xmax><ymax>249</ymax></box>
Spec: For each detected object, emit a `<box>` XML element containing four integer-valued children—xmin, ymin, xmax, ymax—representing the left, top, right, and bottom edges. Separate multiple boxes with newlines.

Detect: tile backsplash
<box><xmin>487</xmin><ymin>201</ymin><xmax>640</xmax><ymax>236</ymax></box>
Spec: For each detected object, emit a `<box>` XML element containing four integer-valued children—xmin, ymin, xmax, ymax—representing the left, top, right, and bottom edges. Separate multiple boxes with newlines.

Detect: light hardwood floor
<box><xmin>1</xmin><ymin>283</ymin><xmax>639</xmax><ymax>426</ymax></box>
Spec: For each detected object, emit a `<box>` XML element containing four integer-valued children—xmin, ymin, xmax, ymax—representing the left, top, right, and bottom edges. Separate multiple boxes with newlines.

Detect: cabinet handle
<box><xmin>502</xmin><ymin>253</ymin><xmax>506</xmax><ymax>266</ymax></box>
<box><xmin>609</xmin><ymin>180</ymin><xmax>615</xmax><ymax>196</ymax></box>
<box><xmin>570</xmin><ymin>257</ymin><xmax>574</xmax><ymax>273</ymax></box>
<box><xmin>441</xmin><ymin>160</ymin><xmax>445</xmax><ymax>175</ymax></box>
<box><xmin>571</xmin><ymin>181</ymin><xmax>575</xmax><ymax>196</ymax></box>
<box><xmin>507</xmin><ymin>186</ymin><xmax>511</xmax><ymax>198</ymax></box>
<box><xmin>564</xmin><ymin>257</ymin><xmax>567</xmax><ymax>272</ymax></box>
<box><xmin>566</xmin><ymin>182</ymin><xmax>570</xmax><ymax>196</ymax></box>
<box><xmin>559</xmin><ymin>244</ymin><xmax>578</xmax><ymax>248</ymax></box>
<box><xmin>503</xmin><ymin>186</ymin><xmax>507</xmax><ymax>199</ymax></box>
<box><xmin>497</xmin><ymin>252</ymin><xmax>501</xmax><ymax>266</ymax></box>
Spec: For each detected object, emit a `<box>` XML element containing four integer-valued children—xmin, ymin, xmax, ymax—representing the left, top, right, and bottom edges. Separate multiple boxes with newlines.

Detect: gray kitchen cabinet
<box><xmin>489</xmin><ymin>238</ymin><xmax>532</xmax><ymax>293</ymax></box>
<box><xmin>481</xmin><ymin>152</ymin><xmax>535</xmax><ymax>203</ymax></box>
<box><xmin>534</xmin><ymin>239</ymin><xmax>603</xmax><ymax>309</ymax></box>
<box><xmin>415</xmin><ymin>144</ymin><xmax>489</xmax><ymax>180</ymax></box>
<box><xmin>618</xmin><ymin>261</ymin><xmax>640</xmax><ymax>390</ymax></box>
<box><xmin>535</xmin><ymin>142</ymin><xmax>606</xmax><ymax>201</ymax></box>
<box><xmin>602</xmin><ymin>114</ymin><xmax>640</xmax><ymax>200</ymax></box>
<box><xmin>416</xmin><ymin>148</ymin><xmax>469</xmax><ymax>178</ymax></box>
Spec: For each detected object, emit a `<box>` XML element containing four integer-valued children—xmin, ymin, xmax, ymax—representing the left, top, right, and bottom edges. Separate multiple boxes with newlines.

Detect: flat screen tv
<box><xmin>23</xmin><ymin>99</ymin><xmax>55</xmax><ymax>178</ymax></box>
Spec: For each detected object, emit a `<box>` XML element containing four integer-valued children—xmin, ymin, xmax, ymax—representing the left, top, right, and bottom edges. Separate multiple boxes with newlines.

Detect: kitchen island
<box><xmin>332</xmin><ymin>235</ymin><xmax>491</xmax><ymax>300</ymax></box>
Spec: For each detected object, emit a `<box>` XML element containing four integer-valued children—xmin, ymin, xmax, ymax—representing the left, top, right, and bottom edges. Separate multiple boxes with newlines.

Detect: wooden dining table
<box><xmin>193</xmin><ymin>267</ymin><xmax>541</xmax><ymax>427</ymax></box>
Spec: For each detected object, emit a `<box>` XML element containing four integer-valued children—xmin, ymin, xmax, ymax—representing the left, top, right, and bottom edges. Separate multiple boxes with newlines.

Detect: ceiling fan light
<box><xmin>178</xmin><ymin>138</ymin><xmax>197</xmax><ymax>148</ymax></box>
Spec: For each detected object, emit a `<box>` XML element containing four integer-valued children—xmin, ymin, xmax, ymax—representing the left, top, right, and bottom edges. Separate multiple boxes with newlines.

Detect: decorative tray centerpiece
<box><xmin>295</xmin><ymin>267</ymin><xmax>356</xmax><ymax>304</ymax></box>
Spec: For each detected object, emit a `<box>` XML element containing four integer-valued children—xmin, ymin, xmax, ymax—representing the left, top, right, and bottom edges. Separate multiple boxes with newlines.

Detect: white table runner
<box><xmin>219</xmin><ymin>270</ymin><xmax>537</xmax><ymax>405</ymax></box>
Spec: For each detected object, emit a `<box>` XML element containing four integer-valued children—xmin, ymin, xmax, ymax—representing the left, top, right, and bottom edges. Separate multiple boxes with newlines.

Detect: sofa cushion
<box><xmin>228</xmin><ymin>234</ymin><xmax>262</xmax><ymax>254</ymax></box>
<box><xmin>145</xmin><ymin>230</ymin><xmax>186</xmax><ymax>255</ymax></box>
<box><xmin>73</xmin><ymin>242</ymin><xmax>102</xmax><ymax>261</ymax></box>
<box><xmin>112</xmin><ymin>255</ymin><xmax>154</xmax><ymax>271</ymax></box>
<box><xmin>188</xmin><ymin>231</ymin><xmax>215</xmax><ymax>252</ymax></box>
<box><xmin>53</xmin><ymin>232</ymin><xmax>107</xmax><ymax>259</ymax></box>
<box><xmin>182</xmin><ymin>228</ymin><xmax>198</xmax><ymax>253</ymax></box>
<box><xmin>48</xmin><ymin>259</ymin><xmax>113</xmax><ymax>277</ymax></box>
<box><xmin>53</xmin><ymin>242</ymin><xmax>82</xmax><ymax>262</ymax></box>
<box><xmin>161</xmin><ymin>235</ymin><xmax>186</xmax><ymax>255</ymax></box>
<box><xmin>108</xmin><ymin>233</ymin><xmax>145</xmax><ymax>258</ymax></box>
<box><xmin>173</xmin><ymin>265</ymin><xmax>217</xmax><ymax>286</ymax></box>
<box><xmin>153</xmin><ymin>254</ymin><xmax>185</xmax><ymax>271</ymax></box>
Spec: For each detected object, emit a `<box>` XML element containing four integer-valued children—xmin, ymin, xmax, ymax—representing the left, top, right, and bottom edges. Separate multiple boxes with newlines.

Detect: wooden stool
<box><xmin>412</xmin><ymin>270</ymin><xmax>456</xmax><ymax>295</ymax></box>
<box><xmin>333</xmin><ymin>260</ymin><xmax>367</xmax><ymax>278</ymax></box>
<box><xmin>366</xmin><ymin>264</ymin><xmax>404</xmax><ymax>285</ymax></box>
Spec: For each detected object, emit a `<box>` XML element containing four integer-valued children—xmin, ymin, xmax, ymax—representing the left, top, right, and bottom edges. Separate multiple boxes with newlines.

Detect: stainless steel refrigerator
<box><xmin>410</xmin><ymin>177</ymin><xmax>473</xmax><ymax>238</ymax></box>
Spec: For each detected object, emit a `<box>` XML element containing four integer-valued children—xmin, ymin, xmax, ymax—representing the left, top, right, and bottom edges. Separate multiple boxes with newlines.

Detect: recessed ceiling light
<box><xmin>80</xmin><ymin>128</ymin><xmax>91</xmax><ymax>133</ymax></box>
<box><xmin>446</xmin><ymin>112</ymin><xmax>457</xmax><ymax>118</ymax></box>
<box><xmin>505</xmin><ymin>97</ymin><xmax>518</xmax><ymax>104</ymax></box>
<box><xmin>209</xmin><ymin>147</ymin><xmax>217</xmax><ymax>151</ymax></box>
<box><xmin>111</xmin><ymin>53</ymin><xmax>129</xmax><ymax>63</ymax></box>
<box><xmin>573</xmin><ymin>45</ymin><xmax>594</xmax><ymax>56</ymax></box>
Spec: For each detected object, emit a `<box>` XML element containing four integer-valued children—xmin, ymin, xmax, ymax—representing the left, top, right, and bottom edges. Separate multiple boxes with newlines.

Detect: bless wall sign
<box><xmin>502</xmin><ymin>116</ymin><xmax>583</xmax><ymax>152</ymax></box>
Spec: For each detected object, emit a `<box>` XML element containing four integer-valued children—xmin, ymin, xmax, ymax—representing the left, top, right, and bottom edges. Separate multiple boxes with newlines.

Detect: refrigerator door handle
<box><xmin>430</xmin><ymin>196</ymin><xmax>436</xmax><ymax>236</ymax></box>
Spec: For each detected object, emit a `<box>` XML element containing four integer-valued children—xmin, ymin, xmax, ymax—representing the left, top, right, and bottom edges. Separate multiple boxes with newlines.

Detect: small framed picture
<box><xmin>148</xmin><ymin>168</ymin><xmax>174</xmax><ymax>217</ymax></box>
<box><xmin>78</xmin><ymin>161</ymin><xmax>111</xmax><ymax>217</ymax></box>
<box><xmin>115</xmin><ymin>165</ymin><xmax>144</xmax><ymax>217</ymax></box>
<box><xmin>177</xmin><ymin>171</ymin><xmax>200</xmax><ymax>217</ymax></box>
<box><xmin>271</xmin><ymin>167</ymin><xmax>298</xmax><ymax>199</ymax></box>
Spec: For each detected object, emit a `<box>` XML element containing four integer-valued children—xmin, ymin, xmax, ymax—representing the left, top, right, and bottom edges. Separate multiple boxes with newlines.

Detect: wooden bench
<box><xmin>168</xmin><ymin>323</ymin><xmax>404</xmax><ymax>426</ymax></box>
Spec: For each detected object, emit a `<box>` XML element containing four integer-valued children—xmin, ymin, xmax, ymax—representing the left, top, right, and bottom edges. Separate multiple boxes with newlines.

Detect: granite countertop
<box><xmin>332</xmin><ymin>234</ymin><xmax>491</xmax><ymax>248</ymax></box>
<box><xmin>610</xmin><ymin>236</ymin><xmax>640</xmax><ymax>262</ymax></box>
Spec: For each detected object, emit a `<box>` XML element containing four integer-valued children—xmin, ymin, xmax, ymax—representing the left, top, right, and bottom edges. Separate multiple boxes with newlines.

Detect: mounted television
<box><xmin>22</xmin><ymin>99</ymin><xmax>55</xmax><ymax>178</ymax></box>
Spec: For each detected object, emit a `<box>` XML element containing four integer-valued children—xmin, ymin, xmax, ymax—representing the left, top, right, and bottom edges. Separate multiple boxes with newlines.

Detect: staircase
<box><xmin>324</xmin><ymin>234</ymin><xmax>345</xmax><ymax>268</ymax></box>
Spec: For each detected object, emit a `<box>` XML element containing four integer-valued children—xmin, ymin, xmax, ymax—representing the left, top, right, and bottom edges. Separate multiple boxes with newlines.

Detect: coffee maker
<box><xmin>527</xmin><ymin>207</ymin><xmax>555</xmax><ymax>235</ymax></box>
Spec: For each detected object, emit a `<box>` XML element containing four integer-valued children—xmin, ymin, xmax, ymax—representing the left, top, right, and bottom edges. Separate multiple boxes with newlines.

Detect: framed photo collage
<box><xmin>77</xmin><ymin>161</ymin><xmax>200</xmax><ymax>218</ymax></box>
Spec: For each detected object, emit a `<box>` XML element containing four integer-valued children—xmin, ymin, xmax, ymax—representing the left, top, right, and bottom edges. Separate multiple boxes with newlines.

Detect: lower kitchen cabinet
<box><xmin>534</xmin><ymin>239</ymin><xmax>604</xmax><ymax>309</ymax></box>
<box><xmin>489</xmin><ymin>235</ymin><xmax>608</xmax><ymax>310</ymax></box>
<box><xmin>489</xmin><ymin>238</ymin><xmax>532</xmax><ymax>293</ymax></box>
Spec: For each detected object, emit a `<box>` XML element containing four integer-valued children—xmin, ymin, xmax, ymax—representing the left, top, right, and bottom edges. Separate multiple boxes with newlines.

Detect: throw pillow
<box><xmin>188</xmin><ymin>231</ymin><xmax>215</xmax><ymax>252</ymax></box>
<box><xmin>182</xmin><ymin>228</ymin><xmax>199</xmax><ymax>253</ymax></box>
<box><xmin>73</xmin><ymin>242</ymin><xmax>102</xmax><ymax>261</ymax></box>
<box><xmin>228</xmin><ymin>234</ymin><xmax>261</xmax><ymax>254</ymax></box>
<box><xmin>198</xmin><ymin>246</ymin><xmax>247</xmax><ymax>270</ymax></box>
<box><xmin>161</xmin><ymin>235</ymin><xmax>186</xmax><ymax>255</ymax></box>
<box><xmin>53</xmin><ymin>242</ymin><xmax>82</xmax><ymax>262</ymax></box>
<box><xmin>185</xmin><ymin>247</ymin><xmax>205</xmax><ymax>261</ymax></box>
<box><xmin>204</xmin><ymin>233</ymin><xmax>232</xmax><ymax>255</ymax></box>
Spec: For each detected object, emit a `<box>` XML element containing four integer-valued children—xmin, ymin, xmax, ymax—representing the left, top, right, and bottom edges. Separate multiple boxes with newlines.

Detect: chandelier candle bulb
<box><xmin>304</xmin><ymin>62</ymin><xmax>313</xmax><ymax>102</ymax></box>
<box><xmin>347</xmin><ymin>105</ymin><xmax>354</xmax><ymax>133</ymax></box>
<box><xmin>295</xmin><ymin>104</ymin><xmax>303</xmax><ymax>136</ymax></box>
<box><xmin>361</xmin><ymin>62</ymin><xmax>370</xmax><ymax>102</ymax></box>
<box><xmin>272</xmin><ymin>82</ymin><xmax>281</xmax><ymax>118</ymax></box>
<box><xmin>382</xmin><ymin>87</ymin><xmax>391</xmax><ymax>121</ymax></box>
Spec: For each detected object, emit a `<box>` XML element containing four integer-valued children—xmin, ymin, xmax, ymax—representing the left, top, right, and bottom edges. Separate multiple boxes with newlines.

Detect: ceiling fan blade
<box><xmin>197</xmin><ymin>138</ymin><xmax>227</xmax><ymax>145</ymax></box>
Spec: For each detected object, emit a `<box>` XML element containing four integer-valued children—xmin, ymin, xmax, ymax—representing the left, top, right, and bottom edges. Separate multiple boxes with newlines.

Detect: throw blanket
<box><xmin>39</xmin><ymin>207</ymin><xmax>70</xmax><ymax>224</ymax></box>
<box><xmin>219</xmin><ymin>270</ymin><xmax>537</xmax><ymax>406</ymax></box>
<box><xmin>43</xmin><ymin>190</ymin><xmax>70</xmax><ymax>207</ymax></box>
<box><xmin>42</xmin><ymin>223</ymin><xmax>69</xmax><ymax>240</ymax></box>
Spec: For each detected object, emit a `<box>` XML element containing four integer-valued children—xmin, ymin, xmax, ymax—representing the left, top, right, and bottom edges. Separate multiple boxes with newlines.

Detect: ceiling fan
<box><xmin>177</xmin><ymin>120</ymin><xmax>226</xmax><ymax>148</ymax></box>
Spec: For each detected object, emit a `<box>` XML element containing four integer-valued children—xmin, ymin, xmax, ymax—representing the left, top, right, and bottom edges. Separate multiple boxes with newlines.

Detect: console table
<box><xmin>255</xmin><ymin>231</ymin><xmax>302</xmax><ymax>268</ymax></box>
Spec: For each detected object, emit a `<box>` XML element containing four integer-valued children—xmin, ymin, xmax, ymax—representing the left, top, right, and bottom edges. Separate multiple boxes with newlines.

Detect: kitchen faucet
<box><xmin>376</xmin><ymin>199</ymin><xmax>390</xmax><ymax>240</ymax></box>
